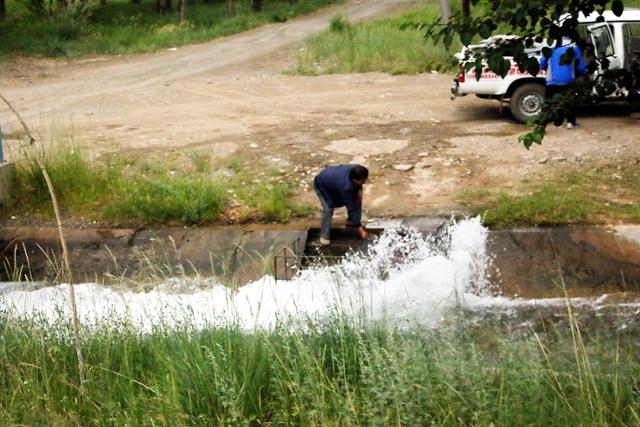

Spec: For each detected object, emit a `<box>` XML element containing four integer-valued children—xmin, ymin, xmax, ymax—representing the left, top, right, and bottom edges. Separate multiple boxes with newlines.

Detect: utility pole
<box><xmin>439</xmin><ymin>0</ymin><xmax>451</xmax><ymax>24</ymax></box>
<box><xmin>0</xmin><ymin>125</ymin><xmax>4</xmax><ymax>162</ymax></box>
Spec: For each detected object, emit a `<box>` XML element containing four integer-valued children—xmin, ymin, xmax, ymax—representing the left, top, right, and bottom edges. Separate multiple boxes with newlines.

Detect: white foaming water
<box><xmin>1</xmin><ymin>218</ymin><xmax>494</xmax><ymax>331</ymax></box>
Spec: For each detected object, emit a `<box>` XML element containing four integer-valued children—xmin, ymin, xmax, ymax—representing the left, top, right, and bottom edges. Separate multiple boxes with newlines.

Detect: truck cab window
<box><xmin>625</xmin><ymin>23</ymin><xmax>640</xmax><ymax>69</ymax></box>
<box><xmin>591</xmin><ymin>25</ymin><xmax>615</xmax><ymax>58</ymax></box>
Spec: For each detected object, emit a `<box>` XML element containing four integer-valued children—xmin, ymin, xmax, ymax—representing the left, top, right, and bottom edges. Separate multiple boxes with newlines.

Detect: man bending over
<box><xmin>313</xmin><ymin>164</ymin><xmax>369</xmax><ymax>245</ymax></box>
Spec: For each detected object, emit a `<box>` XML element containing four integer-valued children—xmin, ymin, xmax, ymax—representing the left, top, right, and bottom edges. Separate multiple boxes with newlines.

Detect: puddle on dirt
<box><xmin>1</xmin><ymin>218</ymin><xmax>640</xmax><ymax>337</ymax></box>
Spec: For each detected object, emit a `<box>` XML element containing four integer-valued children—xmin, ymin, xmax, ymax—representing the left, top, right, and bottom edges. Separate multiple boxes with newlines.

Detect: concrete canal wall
<box><xmin>1</xmin><ymin>221</ymin><xmax>640</xmax><ymax>295</ymax></box>
<box><xmin>0</xmin><ymin>162</ymin><xmax>15</xmax><ymax>207</ymax></box>
<box><xmin>0</xmin><ymin>226</ymin><xmax>306</xmax><ymax>286</ymax></box>
<box><xmin>487</xmin><ymin>226</ymin><xmax>640</xmax><ymax>297</ymax></box>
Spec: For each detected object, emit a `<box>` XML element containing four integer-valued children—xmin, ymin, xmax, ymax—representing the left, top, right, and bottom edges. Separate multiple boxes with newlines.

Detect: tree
<box><xmin>252</xmin><ymin>0</ymin><xmax>262</xmax><ymax>12</ymax></box>
<box><xmin>177</xmin><ymin>0</ymin><xmax>185</xmax><ymax>22</ymax></box>
<box><xmin>461</xmin><ymin>0</ymin><xmax>470</xmax><ymax>19</ymax></box>
<box><xmin>157</xmin><ymin>0</ymin><xmax>172</xmax><ymax>13</ymax></box>
<box><xmin>0</xmin><ymin>0</ymin><xmax>6</xmax><ymax>19</ymax></box>
<box><xmin>423</xmin><ymin>0</ymin><xmax>639</xmax><ymax>148</ymax></box>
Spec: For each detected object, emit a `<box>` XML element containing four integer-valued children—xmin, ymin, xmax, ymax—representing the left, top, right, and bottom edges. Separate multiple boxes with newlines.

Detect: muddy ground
<box><xmin>1</xmin><ymin>0</ymin><xmax>639</xmax><ymax>224</ymax></box>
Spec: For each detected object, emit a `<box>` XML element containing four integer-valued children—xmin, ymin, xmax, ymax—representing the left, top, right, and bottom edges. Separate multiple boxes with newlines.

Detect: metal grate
<box><xmin>273</xmin><ymin>228</ymin><xmax>384</xmax><ymax>281</ymax></box>
<box><xmin>273</xmin><ymin>235</ymin><xmax>305</xmax><ymax>281</ymax></box>
<box><xmin>273</xmin><ymin>235</ymin><xmax>343</xmax><ymax>281</ymax></box>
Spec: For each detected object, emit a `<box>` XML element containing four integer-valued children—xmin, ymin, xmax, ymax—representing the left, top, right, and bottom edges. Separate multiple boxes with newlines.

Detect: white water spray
<box><xmin>1</xmin><ymin>218</ymin><xmax>493</xmax><ymax>331</ymax></box>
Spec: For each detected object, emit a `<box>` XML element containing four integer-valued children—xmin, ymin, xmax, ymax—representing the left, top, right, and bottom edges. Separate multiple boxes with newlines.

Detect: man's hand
<box><xmin>357</xmin><ymin>227</ymin><xmax>369</xmax><ymax>240</ymax></box>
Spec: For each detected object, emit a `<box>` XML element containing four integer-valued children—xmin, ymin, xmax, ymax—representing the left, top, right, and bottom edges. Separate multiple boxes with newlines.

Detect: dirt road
<box><xmin>1</xmin><ymin>0</ymin><xmax>639</xmax><ymax>220</ymax></box>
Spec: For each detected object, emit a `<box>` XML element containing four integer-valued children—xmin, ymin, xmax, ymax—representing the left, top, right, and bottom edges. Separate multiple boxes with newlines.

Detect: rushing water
<box><xmin>2</xmin><ymin>217</ymin><xmax>640</xmax><ymax>334</ymax></box>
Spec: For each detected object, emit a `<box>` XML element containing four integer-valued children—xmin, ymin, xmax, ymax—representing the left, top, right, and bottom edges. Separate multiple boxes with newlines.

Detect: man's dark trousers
<box><xmin>313</xmin><ymin>182</ymin><xmax>334</xmax><ymax>240</ymax></box>
<box><xmin>546</xmin><ymin>84</ymin><xmax>577</xmax><ymax>125</ymax></box>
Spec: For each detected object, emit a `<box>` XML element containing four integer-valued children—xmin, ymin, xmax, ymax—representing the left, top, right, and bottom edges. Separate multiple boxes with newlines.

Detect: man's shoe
<box><xmin>567</xmin><ymin>122</ymin><xmax>579</xmax><ymax>129</ymax></box>
<box><xmin>319</xmin><ymin>237</ymin><xmax>331</xmax><ymax>246</ymax></box>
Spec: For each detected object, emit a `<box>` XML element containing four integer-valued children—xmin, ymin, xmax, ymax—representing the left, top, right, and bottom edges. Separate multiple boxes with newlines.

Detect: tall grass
<box><xmin>7</xmin><ymin>140</ymin><xmax>308</xmax><ymax>224</ymax></box>
<box><xmin>0</xmin><ymin>311</ymin><xmax>639</xmax><ymax>425</ymax></box>
<box><xmin>295</xmin><ymin>2</ymin><xmax>458</xmax><ymax>75</ymax></box>
<box><xmin>13</xmin><ymin>140</ymin><xmax>116</xmax><ymax>215</ymax></box>
<box><xmin>0</xmin><ymin>0</ymin><xmax>343</xmax><ymax>58</ymax></box>
<box><xmin>107</xmin><ymin>176</ymin><xmax>228</xmax><ymax>223</ymax></box>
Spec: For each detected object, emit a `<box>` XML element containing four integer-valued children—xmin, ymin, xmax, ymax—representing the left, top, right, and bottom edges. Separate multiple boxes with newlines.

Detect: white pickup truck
<box><xmin>450</xmin><ymin>9</ymin><xmax>640</xmax><ymax>123</ymax></box>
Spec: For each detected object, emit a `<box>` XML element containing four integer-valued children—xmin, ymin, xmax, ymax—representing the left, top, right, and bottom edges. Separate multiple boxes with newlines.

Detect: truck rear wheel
<box><xmin>509</xmin><ymin>83</ymin><xmax>545</xmax><ymax>123</ymax></box>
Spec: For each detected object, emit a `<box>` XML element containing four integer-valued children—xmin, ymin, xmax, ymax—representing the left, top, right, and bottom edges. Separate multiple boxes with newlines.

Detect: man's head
<box><xmin>349</xmin><ymin>165</ymin><xmax>369</xmax><ymax>186</ymax></box>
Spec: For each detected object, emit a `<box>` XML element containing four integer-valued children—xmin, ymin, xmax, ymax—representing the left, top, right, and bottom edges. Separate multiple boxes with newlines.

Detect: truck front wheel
<box><xmin>509</xmin><ymin>83</ymin><xmax>545</xmax><ymax>123</ymax></box>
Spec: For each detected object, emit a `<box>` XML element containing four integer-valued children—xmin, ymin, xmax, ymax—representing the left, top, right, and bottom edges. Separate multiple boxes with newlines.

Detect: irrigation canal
<box><xmin>1</xmin><ymin>218</ymin><xmax>639</xmax><ymax>336</ymax></box>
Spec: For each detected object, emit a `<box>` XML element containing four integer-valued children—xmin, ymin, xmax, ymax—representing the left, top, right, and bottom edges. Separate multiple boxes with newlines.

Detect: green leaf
<box><xmin>444</xmin><ymin>29</ymin><xmax>453</xmax><ymax>48</ymax></box>
<box><xmin>479</xmin><ymin>23</ymin><xmax>491</xmax><ymax>39</ymax></box>
<box><xmin>460</xmin><ymin>31</ymin><xmax>473</xmax><ymax>46</ymax></box>
<box><xmin>532</xmin><ymin>127</ymin><xmax>544</xmax><ymax>144</ymax></box>
<box><xmin>474</xmin><ymin>61</ymin><xmax>483</xmax><ymax>81</ymax></box>
<box><xmin>399</xmin><ymin>21</ymin><xmax>413</xmax><ymax>31</ymax></box>
<box><xmin>612</xmin><ymin>0</ymin><xmax>624</xmax><ymax>17</ymax></box>
<box><xmin>549</xmin><ymin>25</ymin><xmax>562</xmax><ymax>42</ymax></box>
<box><xmin>513</xmin><ymin>48</ymin><xmax>528</xmax><ymax>71</ymax></box>
<box><xmin>518</xmin><ymin>133</ymin><xmax>534</xmax><ymax>149</ymax></box>
<box><xmin>527</xmin><ymin>57</ymin><xmax>540</xmax><ymax>76</ymax></box>
<box><xmin>560</xmin><ymin>47</ymin><xmax>575</xmax><ymax>65</ymax></box>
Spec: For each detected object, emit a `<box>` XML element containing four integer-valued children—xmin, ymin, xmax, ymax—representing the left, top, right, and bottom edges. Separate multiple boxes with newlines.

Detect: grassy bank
<box><xmin>458</xmin><ymin>162</ymin><xmax>640</xmax><ymax>226</ymax></box>
<box><xmin>1</xmin><ymin>312</ymin><xmax>639</xmax><ymax>425</ymax></box>
<box><xmin>0</xmin><ymin>0</ymin><xmax>342</xmax><ymax>58</ymax></box>
<box><xmin>294</xmin><ymin>2</ymin><xmax>456</xmax><ymax>75</ymax></box>
<box><xmin>6</xmin><ymin>141</ymin><xmax>309</xmax><ymax>225</ymax></box>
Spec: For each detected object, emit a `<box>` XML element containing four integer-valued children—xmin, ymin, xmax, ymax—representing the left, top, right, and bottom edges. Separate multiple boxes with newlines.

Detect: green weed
<box><xmin>106</xmin><ymin>176</ymin><xmax>228</xmax><ymax>224</ymax></box>
<box><xmin>187</xmin><ymin>150</ymin><xmax>212</xmax><ymax>174</ymax></box>
<box><xmin>458</xmin><ymin>162</ymin><xmax>640</xmax><ymax>226</ymax></box>
<box><xmin>235</xmin><ymin>180</ymin><xmax>311</xmax><ymax>222</ymax></box>
<box><xmin>328</xmin><ymin>14</ymin><xmax>351</xmax><ymax>33</ymax></box>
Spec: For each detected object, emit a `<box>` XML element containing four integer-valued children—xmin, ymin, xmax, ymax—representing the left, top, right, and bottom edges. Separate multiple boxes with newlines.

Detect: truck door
<box><xmin>587</xmin><ymin>23</ymin><xmax>623</xmax><ymax>71</ymax></box>
<box><xmin>623</xmin><ymin>23</ymin><xmax>640</xmax><ymax>71</ymax></box>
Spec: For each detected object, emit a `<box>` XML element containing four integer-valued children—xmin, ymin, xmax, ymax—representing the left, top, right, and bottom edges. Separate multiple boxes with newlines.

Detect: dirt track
<box><xmin>1</xmin><ymin>0</ymin><xmax>639</xmax><ymax>220</ymax></box>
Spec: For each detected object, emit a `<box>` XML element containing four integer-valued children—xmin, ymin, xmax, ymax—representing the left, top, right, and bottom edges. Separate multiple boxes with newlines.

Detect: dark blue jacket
<box><xmin>314</xmin><ymin>164</ymin><xmax>363</xmax><ymax>227</ymax></box>
<box><xmin>539</xmin><ymin>44</ymin><xmax>587</xmax><ymax>86</ymax></box>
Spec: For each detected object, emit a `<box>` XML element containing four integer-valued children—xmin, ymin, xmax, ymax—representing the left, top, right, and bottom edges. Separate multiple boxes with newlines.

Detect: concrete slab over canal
<box><xmin>1</xmin><ymin>221</ymin><xmax>640</xmax><ymax>296</ymax></box>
